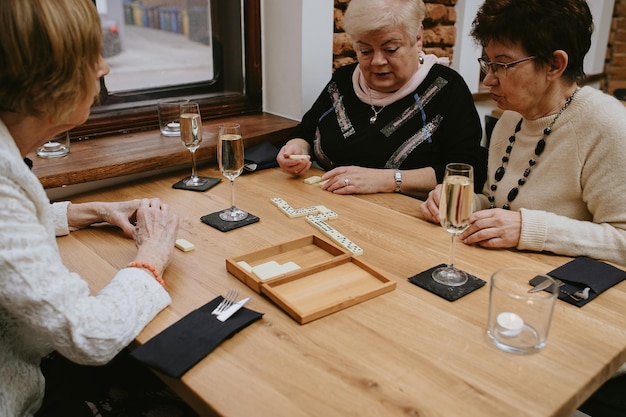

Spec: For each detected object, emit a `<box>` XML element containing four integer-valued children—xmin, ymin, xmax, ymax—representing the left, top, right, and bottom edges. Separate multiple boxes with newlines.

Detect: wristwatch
<box><xmin>394</xmin><ymin>169</ymin><xmax>402</xmax><ymax>193</ymax></box>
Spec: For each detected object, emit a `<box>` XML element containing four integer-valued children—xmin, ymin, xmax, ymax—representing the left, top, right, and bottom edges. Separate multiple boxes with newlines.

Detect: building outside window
<box><xmin>80</xmin><ymin>0</ymin><xmax>261</xmax><ymax>140</ymax></box>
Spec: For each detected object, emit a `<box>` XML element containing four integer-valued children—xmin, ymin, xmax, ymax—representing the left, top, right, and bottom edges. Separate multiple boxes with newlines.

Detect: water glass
<box><xmin>487</xmin><ymin>267</ymin><xmax>558</xmax><ymax>354</ymax></box>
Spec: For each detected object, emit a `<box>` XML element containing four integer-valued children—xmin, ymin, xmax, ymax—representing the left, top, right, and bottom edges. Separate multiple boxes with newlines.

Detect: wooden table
<box><xmin>56</xmin><ymin>166</ymin><xmax>626</xmax><ymax>417</ymax></box>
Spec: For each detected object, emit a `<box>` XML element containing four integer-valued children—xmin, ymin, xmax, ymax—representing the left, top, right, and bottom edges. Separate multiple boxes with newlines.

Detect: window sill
<box><xmin>29</xmin><ymin>113</ymin><xmax>297</xmax><ymax>190</ymax></box>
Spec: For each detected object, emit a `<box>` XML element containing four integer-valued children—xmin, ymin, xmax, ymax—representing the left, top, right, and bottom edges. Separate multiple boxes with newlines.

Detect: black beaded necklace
<box><xmin>488</xmin><ymin>87</ymin><xmax>579</xmax><ymax>210</ymax></box>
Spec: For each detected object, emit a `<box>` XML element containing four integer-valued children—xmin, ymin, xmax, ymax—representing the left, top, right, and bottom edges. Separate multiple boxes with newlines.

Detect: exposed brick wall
<box><xmin>334</xmin><ymin>0</ymin><xmax>625</xmax><ymax>95</ymax></box>
<box><xmin>603</xmin><ymin>0</ymin><xmax>626</xmax><ymax>95</ymax></box>
<box><xmin>333</xmin><ymin>0</ymin><xmax>457</xmax><ymax>70</ymax></box>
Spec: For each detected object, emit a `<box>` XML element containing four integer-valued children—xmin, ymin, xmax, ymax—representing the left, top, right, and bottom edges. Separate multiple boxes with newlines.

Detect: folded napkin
<box><xmin>530</xmin><ymin>257</ymin><xmax>626</xmax><ymax>307</ymax></box>
<box><xmin>243</xmin><ymin>141</ymin><xmax>279</xmax><ymax>173</ymax></box>
<box><xmin>130</xmin><ymin>297</ymin><xmax>263</xmax><ymax>378</ymax></box>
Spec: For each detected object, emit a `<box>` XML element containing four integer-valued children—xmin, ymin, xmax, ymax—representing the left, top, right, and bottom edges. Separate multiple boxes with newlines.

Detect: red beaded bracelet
<box><xmin>128</xmin><ymin>261</ymin><xmax>165</xmax><ymax>287</ymax></box>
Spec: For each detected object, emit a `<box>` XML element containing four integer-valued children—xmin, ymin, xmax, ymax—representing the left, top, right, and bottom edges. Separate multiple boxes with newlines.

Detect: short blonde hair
<box><xmin>0</xmin><ymin>0</ymin><xmax>102</xmax><ymax>121</ymax></box>
<box><xmin>343</xmin><ymin>0</ymin><xmax>426</xmax><ymax>42</ymax></box>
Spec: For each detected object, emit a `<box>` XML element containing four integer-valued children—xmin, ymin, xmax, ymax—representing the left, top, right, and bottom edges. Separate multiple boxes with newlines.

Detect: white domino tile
<box><xmin>305</xmin><ymin>215</ymin><xmax>363</xmax><ymax>256</ymax></box>
<box><xmin>271</xmin><ymin>197</ymin><xmax>363</xmax><ymax>255</ymax></box>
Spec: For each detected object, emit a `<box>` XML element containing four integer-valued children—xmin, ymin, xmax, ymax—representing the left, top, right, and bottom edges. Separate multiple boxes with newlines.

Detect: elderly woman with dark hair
<box><xmin>421</xmin><ymin>0</ymin><xmax>626</xmax><ymax>268</ymax></box>
<box><xmin>276</xmin><ymin>0</ymin><xmax>487</xmax><ymax>198</ymax></box>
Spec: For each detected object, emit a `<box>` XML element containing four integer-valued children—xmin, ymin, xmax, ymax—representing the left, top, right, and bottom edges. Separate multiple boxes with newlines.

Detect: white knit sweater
<box><xmin>0</xmin><ymin>120</ymin><xmax>171</xmax><ymax>416</ymax></box>
<box><xmin>476</xmin><ymin>86</ymin><xmax>626</xmax><ymax>267</ymax></box>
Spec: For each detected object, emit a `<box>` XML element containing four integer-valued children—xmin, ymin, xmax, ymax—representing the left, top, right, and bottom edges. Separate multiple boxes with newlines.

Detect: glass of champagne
<box><xmin>179</xmin><ymin>102</ymin><xmax>210</xmax><ymax>187</ymax></box>
<box><xmin>432</xmin><ymin>163</ymin><xmax>474</xmax><ymax>286</ymax></box>
<box><xmin>218</xmin><ymin>123</ymin><xmax>248</xmax><ymax>221</ymax></box>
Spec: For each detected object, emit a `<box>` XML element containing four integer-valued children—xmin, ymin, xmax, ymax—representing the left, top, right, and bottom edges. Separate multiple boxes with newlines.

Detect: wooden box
<box><xmin>225</xmin><ymin>235</ymin><xmax>396</xmax><ymax>324</ymax></box>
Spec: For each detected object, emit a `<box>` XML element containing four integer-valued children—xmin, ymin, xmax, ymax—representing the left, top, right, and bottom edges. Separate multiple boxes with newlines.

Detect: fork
<box><xmin>212</xmin><ymin>288</ymin><xmax>239</xmax><ymax>315</ymax></box>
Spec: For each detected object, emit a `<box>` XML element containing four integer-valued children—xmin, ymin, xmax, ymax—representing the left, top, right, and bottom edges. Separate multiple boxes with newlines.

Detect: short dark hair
<box><xmin>470</xmin><ymin>0</ymin><xmax>593</xmax><ymax>83</ymax></box>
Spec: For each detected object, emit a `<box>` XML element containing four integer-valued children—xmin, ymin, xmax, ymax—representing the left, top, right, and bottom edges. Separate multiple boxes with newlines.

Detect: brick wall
<box><xmin>604</xmin><ymin>0</ymin><xmax>626</xmax><ymax>95</ymax></box>
<box><xmin>333</xmin><ymin>0</ymin><xmax>457</xmax><ymax>70</ymax></box>
<box><xmin>334</xmin><ymin>0</ymin><xmax>625</xmax><ymax>95</ymax></box>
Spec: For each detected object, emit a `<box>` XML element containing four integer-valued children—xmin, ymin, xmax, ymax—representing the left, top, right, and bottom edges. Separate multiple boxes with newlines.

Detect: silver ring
<box><xmin>344</xmin><ymin>178</ymin><xmax>350</xmax><ymax>186</ymax></box>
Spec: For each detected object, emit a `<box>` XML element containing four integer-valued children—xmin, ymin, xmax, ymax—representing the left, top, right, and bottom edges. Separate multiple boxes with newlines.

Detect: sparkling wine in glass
<box><xmin>432</xmin><ymin>163</ymin><xmax>474</xmax><ymax>286</ymax></box>
<box><xmin>179</xmin><ymin>102</ymin><xmax>210</xmax><ymax>186</ymax></box>
<box><xmin>218</xmin><ymin>123</ymin><xmax>248</xmax><ymax>221</ymax></box>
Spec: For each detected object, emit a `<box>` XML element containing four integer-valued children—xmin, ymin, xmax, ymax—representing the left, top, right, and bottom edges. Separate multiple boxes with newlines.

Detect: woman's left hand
<box><xmin>458</xmin><ymin>208</ymin><xmax>522</xmax><ymax>248</ymax></box>
<box><xmin>321</xmin><ymin>166</ymin><xmax>394</xmax><ymax>194</ymax></box>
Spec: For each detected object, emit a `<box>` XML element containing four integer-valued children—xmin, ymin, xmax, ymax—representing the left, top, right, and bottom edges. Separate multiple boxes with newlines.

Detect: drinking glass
<box><xmin>179</xmin><ymin>102</ymin><xmax>210</xmax><ymax>186</ymax></box>
<box><xmin>432</xmin><ymin>163</ymin><xmax>474</xmax><ymax>286</ymax></box>
<box><xmin>36</xmin><ymin>131</ymin><xmax>70</xmax><ymax>158</ymax></box>
<box><xmin>487</xmin><ymin>267</ymin><xmax>558</xmax><ymax>354</ymax></box>
<box><xmin>218</xmin><ymin>123</ymin><xmax>248</xmax><ymax>221</ymax></box>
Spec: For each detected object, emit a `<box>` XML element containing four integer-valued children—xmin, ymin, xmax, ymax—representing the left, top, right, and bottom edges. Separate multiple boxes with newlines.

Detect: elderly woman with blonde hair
<box><xmin>277</xmin><ymin>0</ymin><xmax>487</xmax><ymax>198</ymax></box>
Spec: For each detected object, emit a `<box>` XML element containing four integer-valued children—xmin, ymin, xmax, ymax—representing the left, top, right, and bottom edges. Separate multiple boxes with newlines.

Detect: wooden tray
<box><xmin>225</xmin><ymin>235</ymin><xmax>396</xmax><ymax>324</ymax></box>
<box><xmin>225</xmin><ymin>235</ymin><xmax>350</xmax><ymax>292</ymax></box>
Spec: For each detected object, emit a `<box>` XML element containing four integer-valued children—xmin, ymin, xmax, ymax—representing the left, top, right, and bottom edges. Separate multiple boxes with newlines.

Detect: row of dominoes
<box><xmin>305</xmin><ymin>214</ymin><xmax>363</xmax><ymax>256</ymax></box>
<box><xmin>270</xmin><ymin>197</ymin><xmax>337</xmax><ymax>219</ymax></box>
<box><xmin>270</xmin><ymin>197</ymin><xmax>363</xmax><ymax>255</ymax></box>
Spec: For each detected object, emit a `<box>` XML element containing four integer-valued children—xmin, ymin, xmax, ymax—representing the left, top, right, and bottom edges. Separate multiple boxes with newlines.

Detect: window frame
<box><xmin>73</xmin><ymin>0</ymin><xmax>261</xmax><ymax>141</ymax></box>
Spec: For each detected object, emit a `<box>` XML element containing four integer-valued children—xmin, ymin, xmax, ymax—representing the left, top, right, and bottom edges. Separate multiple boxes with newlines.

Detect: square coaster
<box><xmin>408</xmin><ymin>264</ymin><xmax>486</xmax><ymax>301</ymax></box>
<box><xmin>173</xmin><ymin>177</ymin><xmax>221</xmax><ymax>192</ymax></box>
<box><xmin>200</xmin><ymin>211</ymin><xmax>260</xmax><ymax>232</ymax></box>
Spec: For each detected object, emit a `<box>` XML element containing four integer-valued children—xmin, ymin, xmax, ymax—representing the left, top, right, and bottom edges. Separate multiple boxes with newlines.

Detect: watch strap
<box><xmin>394</xmin><ymin>169</ymin><xmax>402</xmax><ymax>193</ymax></box>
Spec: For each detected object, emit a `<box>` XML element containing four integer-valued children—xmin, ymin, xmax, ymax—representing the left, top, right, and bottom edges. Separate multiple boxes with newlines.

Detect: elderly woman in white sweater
<box><xmin>0</xmin><ymin>0</ymin><xmax>180</xmax><ymax>415</ymax></box>
<box><xmin>421</xmin><ymin>0</ymin><xmax>626</xmax><ymax>268</ymax></box>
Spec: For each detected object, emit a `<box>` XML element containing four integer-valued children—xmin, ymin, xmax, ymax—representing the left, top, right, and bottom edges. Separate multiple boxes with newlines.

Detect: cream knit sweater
<box><xmin>0</xmin><ymin>120</ymin><xmax>171</xmax><ymax>416</ymax></box>
<box><xmin>475</xmin><ymin>86</ymin><xmax>626</xmax><ymax>266</ymax></box>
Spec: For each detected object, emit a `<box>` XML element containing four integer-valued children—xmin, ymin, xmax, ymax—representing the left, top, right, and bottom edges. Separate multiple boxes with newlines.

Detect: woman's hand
<box><xmin>68</xmin><ymin>199</ymin><xmax>144</xmax><ymax>238</ymax></box>
<box><xmin>459</xmin><ymin>208</ymin><xmax>521</xmax><ymax>249</ymax></box>
<box><xmin>276</xmin><ymin>139</ymin><xmax>312</xmax><ymax>176</ymax></box>
<box><xmin>420</xmin><ymin>184</ymin><xmax>443</xmax><ymax>223</ymax></box>
<box><xmin>132</xmin><ymin>198</ymin><xmax>180</xmax><ymax>274</ymax></box>
<box><xmin>320</xmin><ymin>166</ymin><xmax>396</xmax><ymax>195</ymax></box>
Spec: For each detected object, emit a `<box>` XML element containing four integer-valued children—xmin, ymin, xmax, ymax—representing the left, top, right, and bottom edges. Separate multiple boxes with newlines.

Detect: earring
<box><xmin>418</xmin><ymin>54</ymin><xmax>424</xmax><ymax>64</ymax></box>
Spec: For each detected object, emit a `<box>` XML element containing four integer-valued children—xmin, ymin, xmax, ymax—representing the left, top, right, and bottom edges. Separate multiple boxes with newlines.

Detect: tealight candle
<box><xmin>497</xmin><ymin>312</ymin><xmax>524</xmax><ymax>337</ymax></box>
<box><xmin>167</xmin><ymin>122</ymin><xmax>180</xmax><ymax>130</ymax></box>
<box><xmin>43</xmin><ymin>142</ymin><xmax>62</xmax><ymax>151</ymax></box>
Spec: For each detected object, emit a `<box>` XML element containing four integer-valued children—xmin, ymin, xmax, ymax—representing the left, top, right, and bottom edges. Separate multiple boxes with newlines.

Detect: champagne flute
<box><xmin>432</xmin><ymin>163</ymin><xmax>474</xmax><ymax>286</ymax></box>
<box><xmin>179</xmin><ymin>102</ymin><xmax>210</xmax><ymax>186</ymax></box>
<box><xmin>218</xmin><ymin>123</ymin><xmax>248</xmax><ymax>221</ymax></box>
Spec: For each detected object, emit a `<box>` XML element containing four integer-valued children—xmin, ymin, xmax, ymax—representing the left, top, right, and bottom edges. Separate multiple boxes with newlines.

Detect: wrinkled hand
<box><xmin>458</xmin><ymin>208</ymin><xmax>521</xmax><ymax>248</ymax></box>
<box><xmin>100</xmin><ymin>200</ymin><xmax>144</xmax><ymax>238</ymax></box>
<box><xmin>68</xmin><ymin>199</ymin><xmax>144</xmax><ymax>238</ymax></box>
<box><xmin>420</xmin><ymin>184</ymin><xmax>443</xmax><ymax>223</ymax></box>
<box><xmin>276</xmin><ymin>140</ymin><xmax>311</xmax><ymax>176</ymax></box>
<box><xmin>321</xmin><ymin>166</ymin><xmax>395</xmax><ymax>195</ymax></box>
<box><xmin>133</xmin><ymin>198</ymin><xmax>180</xmax><ymax>273</ymax></box>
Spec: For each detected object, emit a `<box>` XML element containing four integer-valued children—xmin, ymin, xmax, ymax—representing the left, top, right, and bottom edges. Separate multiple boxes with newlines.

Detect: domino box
<box><xmin>225</xmin><ymin>235</ymin><xmax>395</xmax><ymax>324</ymax></box>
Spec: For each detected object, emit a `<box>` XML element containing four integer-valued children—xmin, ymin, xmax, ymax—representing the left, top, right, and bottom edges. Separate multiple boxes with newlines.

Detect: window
<box><xmin>77</xmin><ymin>0</ymin><xmax>261</xmax><ymax>140</ymax></box>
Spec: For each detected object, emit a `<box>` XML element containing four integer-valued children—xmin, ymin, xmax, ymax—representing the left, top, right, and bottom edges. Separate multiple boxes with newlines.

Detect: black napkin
<box><xmin>408</xmin><ymin>264</ymin><xmax>486</xmax><ymax>301</ymax></box>
<box><xmin>172</xmin><ymin>177</ymin><xmax>221</xmax><ymax>192</ymax></box>
<box><xmin>243</xmin><ymin>142</ymin><xmax>279</xmax><ymax>173</ymax></box>
<box><xmin>529</xmin><ymin>257</ymin><xmax>626</xmax><ymax>307</ymax></box>
<box><xmin>200</xmin><ymin>211</ymin><xmax>260</xmax><ymax>232</ymax></box>
<box><xmin>130</xmin><ymin>297</ymin><xmax>263</xmax><ymax>378</ymax></box>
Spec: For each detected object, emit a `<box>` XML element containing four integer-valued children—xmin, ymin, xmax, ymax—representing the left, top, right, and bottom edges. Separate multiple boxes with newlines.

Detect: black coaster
<box><xmin>408</xmin><ymin>264</ymin><xmax>486</xmax><ymax>301</ymax></box>
<box><xmin>200</xmin><ymin>211</ymin><xmax>260</xmax><ymax>232</ymax></box>
<box><xmin>173</xmin><ymin>177</ymin><xmax>221</xmax><ymax>192</ymax></box>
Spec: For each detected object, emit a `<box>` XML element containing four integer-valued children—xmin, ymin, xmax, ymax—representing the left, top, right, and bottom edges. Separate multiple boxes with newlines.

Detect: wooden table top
<box><xmin>56</xmin><ymin>166</ymin><xmax>626</xmax><ymax>417</ymax></box>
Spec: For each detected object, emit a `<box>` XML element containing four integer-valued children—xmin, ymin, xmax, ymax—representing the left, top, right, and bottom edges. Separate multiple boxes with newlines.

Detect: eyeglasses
<box><xmin>477</xmin><ymin>56</ymin><xmax>536</xmax><ymax>76</ymax></box>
